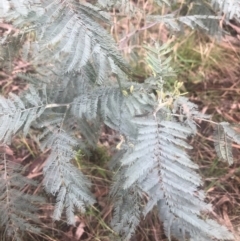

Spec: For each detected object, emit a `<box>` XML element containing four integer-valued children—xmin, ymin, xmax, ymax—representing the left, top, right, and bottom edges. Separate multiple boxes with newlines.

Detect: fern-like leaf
<box><xmin>118</xmin><ymin>114</ymin><xmax>233</xmax><ymax>241</ymax></box>
<box><xmin>0</xmin><ymin>151</ymin><xmax>44</xmax><ymax>240</ymax></box>
<box><xmin>35</xmin><ymin>0</ymin><xmax>130</xmax><ymax>80</ymax></box>
<box><xmin>211</xmin><ymin>0</ymin><xmax>240</xmax><ymax>21</ymax></box>
<box><xmin>111</xmin><ymin>187</ymin><xmax>142</xmax><ymax>240</ymax></box>
<box><xmin>39</xmin><ymin>125</ymin><xmax>95</xmax><ymax>224</ymax></box>
<box><xmin>0</xmin><ymin>85</ymin><xmax>47</xmax><ymax>144</ymax></box>
<box><xmin>213</xmin><ymin>122</ymin><xmax>240</xmax><ymax>165</ymax></box>
<box><xmin>71</xmin><ymin>84</ymin><xmax>153</xmax><ymax>138</ymax></box>
<box><xmin>148</xmin><ymin>14</ymin><xmax>219</xmax><ymax>33</ymax></box>
<box><xmin>214</xmin><ymin>124</ymin><xmax>233</xmax><ymax>165</ymax></box>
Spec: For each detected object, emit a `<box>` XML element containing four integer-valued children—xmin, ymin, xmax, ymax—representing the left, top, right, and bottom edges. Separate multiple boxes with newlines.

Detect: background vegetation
<box><xmin>0</xmin><ymin>0</ymin><xmax>240</xmax><ymax>240</ymax></box>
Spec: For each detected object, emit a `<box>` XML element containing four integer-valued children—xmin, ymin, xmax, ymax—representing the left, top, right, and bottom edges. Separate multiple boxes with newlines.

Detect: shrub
<box><xmin>0</xmin><ymin>0</ymin><xmax>239</xmax><ymax>240</ymax></box>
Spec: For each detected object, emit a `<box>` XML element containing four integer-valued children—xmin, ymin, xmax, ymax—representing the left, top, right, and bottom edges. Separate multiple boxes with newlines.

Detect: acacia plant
<box><xmin>0</xmin><ymin>0</ymin><xmax>239</xmax><ymax>240</ymax></box>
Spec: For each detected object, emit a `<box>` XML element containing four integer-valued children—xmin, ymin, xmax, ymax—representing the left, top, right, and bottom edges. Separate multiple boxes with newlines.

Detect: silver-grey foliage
<box><xmin>0</xmin><ymin>152</ymin><xmax>44</xmax><ymax>240</ymax></box>
<box><xmin>0</xmin><ymin>0</ymin><xmax>239</xmax><ymax>240</ymax></box>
